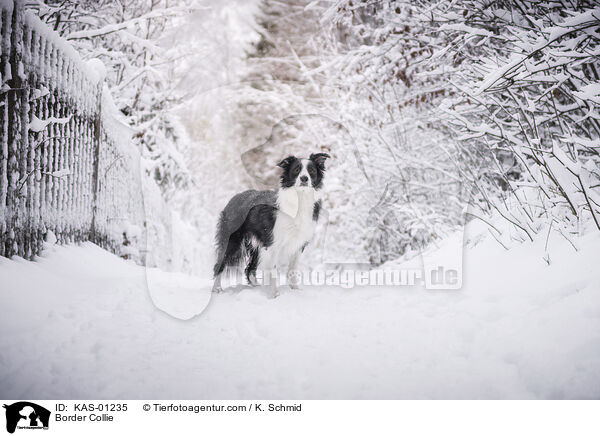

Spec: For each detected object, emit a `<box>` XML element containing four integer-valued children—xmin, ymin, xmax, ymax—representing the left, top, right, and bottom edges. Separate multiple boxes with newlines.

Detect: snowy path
<box><xmin>1</xmin><ymin>229</ymin><xmax>599</xmax><ymax>399</ymax></box>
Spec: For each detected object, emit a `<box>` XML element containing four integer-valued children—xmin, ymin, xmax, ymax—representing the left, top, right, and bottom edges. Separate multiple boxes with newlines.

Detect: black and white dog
<box><xmin>213</xmin><ymin>153</ymin><xmax>330</xmax><ymax>297</ymax></box>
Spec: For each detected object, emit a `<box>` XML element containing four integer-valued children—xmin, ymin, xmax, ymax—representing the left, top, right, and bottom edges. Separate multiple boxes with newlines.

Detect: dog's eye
<box><xmin>294</xmin><ymin>167</ymin><xmax>300</xmax><ymax>175</ymax></box>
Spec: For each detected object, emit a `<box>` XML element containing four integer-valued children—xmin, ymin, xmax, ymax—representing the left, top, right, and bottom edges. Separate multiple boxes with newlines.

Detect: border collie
<box><xmin>212</xmin><ymin>153</ymin><xmax>330</xmax><ymax>298</ymax></box>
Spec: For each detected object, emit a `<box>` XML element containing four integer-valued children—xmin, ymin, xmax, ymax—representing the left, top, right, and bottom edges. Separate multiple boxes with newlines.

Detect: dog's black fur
<box><xmin>213</xmin><ymin>191</ymin><xmax>277</xmax><ymax>282</ymax></box>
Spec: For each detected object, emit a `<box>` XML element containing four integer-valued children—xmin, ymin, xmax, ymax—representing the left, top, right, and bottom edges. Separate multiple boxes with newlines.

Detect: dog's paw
<box><xmin>270</xmin><ymin>289</ymin><xmax>280</xmax><ymax>299</ymax></box>
<box><xmin>212</xmin><ymin>284</ymin><xmax>223</xmax><ymax>294</ymax></box>
<box><xmin>288</xmin><ymin>270</ymin><xmax>302</xmax><ymax>289</ymax></box>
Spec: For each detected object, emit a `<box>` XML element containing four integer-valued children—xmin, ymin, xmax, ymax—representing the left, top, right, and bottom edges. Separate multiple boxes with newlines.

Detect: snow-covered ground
<box><xmin>1</xmin><ymin>224</ymin><xmax>599</xmax><ymax>399</ymax></box>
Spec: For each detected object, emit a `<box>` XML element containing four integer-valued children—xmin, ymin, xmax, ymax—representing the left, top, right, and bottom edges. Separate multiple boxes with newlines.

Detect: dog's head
<box><xmin>277</xmin><ymin>153</ymin><xmax>330</xmax><ymax>190</ymax></box>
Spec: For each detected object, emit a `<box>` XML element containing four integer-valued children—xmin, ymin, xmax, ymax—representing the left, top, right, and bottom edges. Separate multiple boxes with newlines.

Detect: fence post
<box><xmin>6</xmin><ymin>0</ymin><xmax>24</xmax><ymax>258</ymax></box>
<box><xmin>0</xmin><ymin>5</ymin><xmax>10</xmax><ymax>258</ymax></box>
<box><xmin>90</xmin><ymin>82</ymin><xmax>102</xmax><ymax>244</ymax></box>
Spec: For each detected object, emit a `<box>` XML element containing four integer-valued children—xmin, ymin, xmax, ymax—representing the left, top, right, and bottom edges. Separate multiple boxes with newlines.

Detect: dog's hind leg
<box><xmin>245</xmin><ymin>247</ymin><xmax>259</xmax><ymax>286</ymax></box>
<box><xmin>212</xmin><ymin>273</ymin><xmax>223</xmax><ymax>293</ymax></box>
<box><xmin>213</xmin><ymin>230</ymin><xmax>245</xmax><ymax>293</ymax></box>
<box><xmin>212</xmin><ymin>252</ymin><xmax>227</xmax><ymax>293</ymax></box>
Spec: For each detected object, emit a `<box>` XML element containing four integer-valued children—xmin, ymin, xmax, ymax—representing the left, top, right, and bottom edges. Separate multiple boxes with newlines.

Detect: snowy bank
<box><xmin>0</xmin><ymin>226</ymin><xmax>599</xmax><ymax>399</ymax></box>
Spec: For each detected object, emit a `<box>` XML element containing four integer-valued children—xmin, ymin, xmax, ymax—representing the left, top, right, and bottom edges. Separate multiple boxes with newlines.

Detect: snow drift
<box><xmin>0</xmin><ymin>222</ymin><xmax>599</xmax><ymax>399</ymax></box>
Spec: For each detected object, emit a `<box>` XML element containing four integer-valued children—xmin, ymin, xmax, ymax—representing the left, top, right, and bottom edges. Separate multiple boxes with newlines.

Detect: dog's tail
<box><xmin>213</xmin><ymin>210</ymin><xmax>230</xmax><ymax>278</ymax></box>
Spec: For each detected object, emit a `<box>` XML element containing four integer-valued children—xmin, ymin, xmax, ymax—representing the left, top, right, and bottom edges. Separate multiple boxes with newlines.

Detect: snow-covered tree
<box><xmin>309</xmin><ymin>0</ymin><xmax>468</xmax><ymax>263</ymax></box>
<box><xmin>27</xmin><ymin>0</ymin><xmax>199</xmax><ymax>199</ymax></box>
<box><xmin>428</xmin><ymin>0</ymin><xmax>600</xmax><ymax>241</ymax></box>
<box><xmin>314</xmin><ymin>0</ymin><xmax>600</xmax><ymax>257</ymax></box>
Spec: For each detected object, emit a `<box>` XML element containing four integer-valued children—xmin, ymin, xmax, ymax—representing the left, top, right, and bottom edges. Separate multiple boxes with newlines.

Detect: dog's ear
<box><xmin>277</xmin><ymin>155</ymin><xmax>297</xmax><ymax>169</ymax></box>
<box><xmin>309</xmin><ymin>153</ymin><xmax>331</xmax><ymax>170</ymax></box>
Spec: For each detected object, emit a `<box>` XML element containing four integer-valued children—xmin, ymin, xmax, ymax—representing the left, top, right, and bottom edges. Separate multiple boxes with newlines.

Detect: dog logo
<box><xmin>3</xmin><ymin>402</ymin><xmax>50</xmax><ymax>433</ymax></box>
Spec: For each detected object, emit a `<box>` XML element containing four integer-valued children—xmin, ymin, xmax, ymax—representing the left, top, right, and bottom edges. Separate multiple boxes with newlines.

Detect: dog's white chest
<box><xmin>272</xmin><ymin>188</ymin><xmax>317</xmax><ymax>258</ymax></box>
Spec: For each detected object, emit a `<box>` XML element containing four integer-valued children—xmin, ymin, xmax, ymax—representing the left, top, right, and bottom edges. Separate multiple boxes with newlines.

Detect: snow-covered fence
<box><xmin>0</xmin><ymin>0</ymin><xmax>144</xmax><ymax>260</ymax></box>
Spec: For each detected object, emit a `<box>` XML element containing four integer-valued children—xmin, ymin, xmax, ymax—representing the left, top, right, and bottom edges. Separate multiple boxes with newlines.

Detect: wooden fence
<box><xmin>0</xmin><ymin>0</ymin><xmax>144</xmax><ymax>260</ymax></box>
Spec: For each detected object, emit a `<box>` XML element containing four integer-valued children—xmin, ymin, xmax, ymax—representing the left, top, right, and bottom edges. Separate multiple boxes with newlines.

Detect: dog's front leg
<box><xmin>288</xmin><ymin>250</ymin><xmax>302</xmax><ymax>290</ymax></box>
<box><xmin>263</xmin><ymin>265</ymin><xmax>279</xmax><ymax>298</ymax></box>
<box><xmin>269</xmin><ymin>266</ymin><xmax>280</xmax><ymax>298</ymax></box>
<box><xmin>259</xmin><ymin>250</ymin><xmax>279</xmax><ymax>298</ymax></box>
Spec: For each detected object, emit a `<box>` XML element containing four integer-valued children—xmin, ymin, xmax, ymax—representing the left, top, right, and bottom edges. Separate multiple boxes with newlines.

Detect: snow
<box><xmin>85</xmin><ymin>58</ymin><xmax>107</xmax><ymax>85</ymax></box>
<box><xmin>574</xmin><ymin>82</ymin><xmax>600</xmax><ymax>104</ymax></box>
<box><xmin>123</xmin><ymin>222</ymin><xmax>142</xmax><ymax>240</ymax></box>
<box><xmin>31</xmin><ymin>86</ymin><xmax>49</xmax><ymax>100</ymax></box>
<box><xmin>28</xmin><ymin>115</ymin><xmax>71</xmax><ymax>133</ymax></box>
<box><xmin>2</xmin><ymin>0</ymin><xmax>599</xmax><ymax>401</ymax></box>
<box><xmin>50</xmin><ymin>169</ymin><xmax>71</xmax><ymax>178</ymax></box>
<box><xmin>44</xmin><ymin>229</ymin><xmax>57</xmax><ymax>245</ymax></box>
<box><xmin>22</xmin><ymin>8</ymin><xmax>97</xmax><ymax>84</ymax></box>
<box><xmin>1</xmin><ymin>223</ymin><xmax>599</xmax><ymax>399</ymax></box>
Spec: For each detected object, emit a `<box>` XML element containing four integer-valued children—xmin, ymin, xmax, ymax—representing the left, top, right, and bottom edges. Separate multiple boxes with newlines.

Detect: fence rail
<box><xmin>0</xmin><ymin>0</ymin><xmax>144</xmax><ymax>260</ymax></box>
